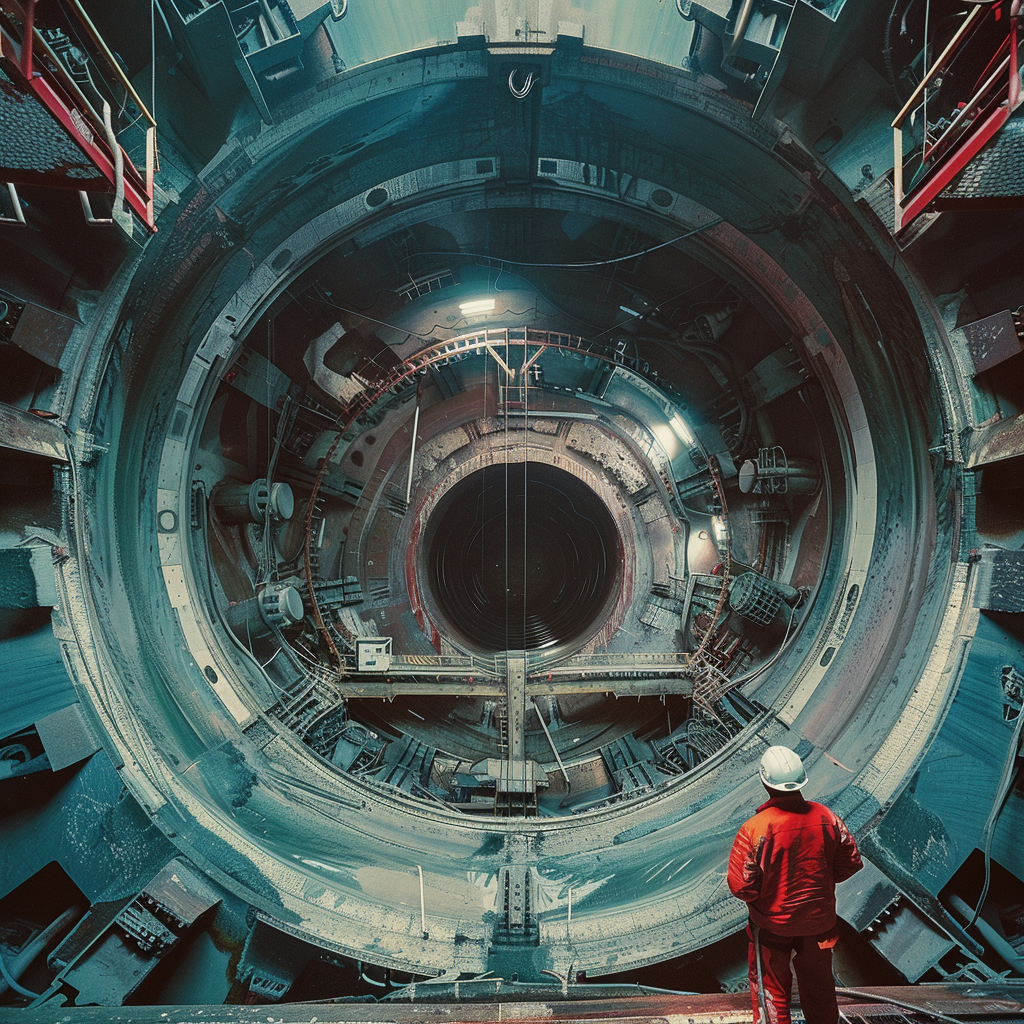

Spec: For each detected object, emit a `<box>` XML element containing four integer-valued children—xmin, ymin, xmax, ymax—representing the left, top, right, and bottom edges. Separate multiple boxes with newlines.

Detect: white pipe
<box><xmin>0</xmin><ymin>906</ymin><xmax>78</xmax><ymax>997</ymax></box>
<box><xmin>405</xmin><ymin>405</ymin><xmax>420</xmax><ymax>506</ymax></box>
<box><xmin>725</xmin><ymin>0</ymin><xmax>755</xmax><ymax>57</ymax></box>
<box><xmin>358</xmin><ymin>962</ymin><xmax>387</xmax><ymax>987</ymax></box>
<box><xmin>101</xmin><ymin>100</ymin><xmax>129</xmax><ymax>236</ymax></box>
<box><xmin>418</xmin><ymin>863</ymin><xmax>427</xmax><ymax>937</ymax></box>
<box><xmin>949</xmin><ymin>894</ymin><xmax>1024</xmax><ymax>974</ymax></box>
<box><xmin>531</xmin><ymin>699</ymin><xmax>570</xmax><ymax>788</ymax></box>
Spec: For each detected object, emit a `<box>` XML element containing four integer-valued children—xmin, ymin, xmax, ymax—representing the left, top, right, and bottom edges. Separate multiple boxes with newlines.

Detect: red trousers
<box><xmin>747</xmin><ymin>924</ymin><xmax>839</xmax><ymax>1024</ymax></box>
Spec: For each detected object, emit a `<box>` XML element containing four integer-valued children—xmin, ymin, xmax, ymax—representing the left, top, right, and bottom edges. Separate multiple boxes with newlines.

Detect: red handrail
<box><xmin>892</xmin><ymin>0</ymin><xmax>1021</xmax><ymax>233</ymax></box>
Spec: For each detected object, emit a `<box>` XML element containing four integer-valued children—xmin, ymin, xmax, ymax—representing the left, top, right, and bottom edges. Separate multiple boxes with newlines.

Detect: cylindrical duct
<box><xmin>259</xmin><ymin>584</ymin><xmax>304</xmax><ymax>629</ymax></box>
<box><xmin>738</xmin><ymin>455</ymin><xmax>819</xmax><ymax>495</ymax></box>
<box><xmin>212</xmin><ymin>479</ymin><xmax>294</xmax><ymax>524</ymax></box>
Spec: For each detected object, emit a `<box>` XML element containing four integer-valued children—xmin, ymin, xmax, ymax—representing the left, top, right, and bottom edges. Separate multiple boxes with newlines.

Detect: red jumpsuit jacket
<box><xmin>728</xmin><ymin>793</ymin><xmax>863</xmax><ymax>936</ymax></box>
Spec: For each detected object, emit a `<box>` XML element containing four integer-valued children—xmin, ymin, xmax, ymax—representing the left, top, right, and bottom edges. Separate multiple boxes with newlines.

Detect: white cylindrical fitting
<box><xmin>213</xmin><ymin>479</ymin><xmax>294</xmax><ymax>524</ymax></box>
<box><xmin>259</xmin><ymin>584</ymin><xmax>304</xmax><ymax>628</ymax></box>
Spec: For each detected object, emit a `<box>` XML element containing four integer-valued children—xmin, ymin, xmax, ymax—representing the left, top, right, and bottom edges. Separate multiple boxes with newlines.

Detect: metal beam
<box><xmin>484</xmin><ymin>342</ymin><xmax>515</xmax><ymax>378</ymax></box>
<box><xmin>506</xmin><ymin>653</ymin><xmax>527</xmax><ymax>762</ymax></box>
<box><xmin>966</xmin><ymin>411</ymin><xmax>1024</xmax><ymax>467</ymax></box>
<box><xmin>527</xmin><ymin>676</ymin><xmax>694</xmax><ymax>697</ymax></box>
<box><xmin>539</xmin><ymin>653</ymin><xmax>693</xmax><ymax>676</ymax></box>
<box><xmin>332</xmin><ymin>675</ymin><xmax>694</xmax><ymax>699</ymax></box>
<box><xmin>0</xmin><ymin>403</ymin><xmax>68</xmax><ymax>461</ymax></box>
<box><xmin>973</xmin><ymin>548</ymin><xmax>1024</xmax><ymax>613</ymax></box>
<box><xmin>335</xmin><ymin>679</ymin><xmax>505</xmax><ymax>698</ymax></box>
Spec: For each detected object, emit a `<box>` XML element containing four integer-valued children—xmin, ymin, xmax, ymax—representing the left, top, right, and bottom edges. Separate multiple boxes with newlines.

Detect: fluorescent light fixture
<box><xmin>670</xmin><ymin>411</ymin><xmax>695</xmax><ymax>447</ymax></box>
<box><xmin>618</xmin><ymin>305</ymin><xmax>641</xmax><ymax>318</ymax></box>
<box><xmin>459</xmin><ymin>298</ymin><xmax>496</xmax><ymax>315</ymax></box>
<box><xmin>711</xmin><ymin>514</ymin><xmax>730</xmax><ymax>549</ymax></box>
<box><xmin>652</xmin><ymin>422</ymin><xmax>679</xmax><ymax>459</ymax></box>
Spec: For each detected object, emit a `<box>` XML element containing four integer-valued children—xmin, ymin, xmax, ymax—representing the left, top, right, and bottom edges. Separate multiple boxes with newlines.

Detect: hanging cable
<box><xmin>504</xmin><ymin>330</ymin><xmax>510</xmax><ymax>657</ymax></box>
<box><xmin>521</xmin><ymin>343</ymin><xmax>529</xmax><ymax>651</ymax></box>
<box><xmin>0</xmin><ymin>950</ymin><xmax>42</xmax><ymax>1000</ymax></box>
<box><xmin>401</xmin><ymin>220</ymin><xmax>724</xmax><ymax>272</ymax></box>
<box><xmin>922</xmin><ymin>0</ymin><xmax>931</xmax><ymax>167</ymax></box>
<box><xmin>508</xmin><ymin>69</ymin><xmax>536</xmax><ymax>99</ymax></box>
<box><xmin>967</xmin><ymin>702</ymin><xmax>1024</xmax><ymax>927</ymax></box>
<box><xmin>315</xmin><ymin>294</ymin><xmax>450</xmax><ymax>341</ymax></box>
<box><xmin>151</xmin><ymin>0</ymin><xmax>156</xmax><ymax>126</ymax></box>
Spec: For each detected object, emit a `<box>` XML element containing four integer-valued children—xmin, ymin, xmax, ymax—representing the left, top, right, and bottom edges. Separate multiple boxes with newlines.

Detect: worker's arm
<box><xmin>728</xmin><ymin>825</ymin><xmax>764</xmax><ymax>903</ymax></box>
<box><xmin>832</xmin><ymin>817</ymin><xmax>863</xmax><ymax>884</ymax></box>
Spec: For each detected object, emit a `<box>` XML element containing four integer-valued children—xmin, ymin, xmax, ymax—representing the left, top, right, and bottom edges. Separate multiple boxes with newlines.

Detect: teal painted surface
<box><xmin>0</xmin><ymin>624</ymin><xmax>76</xmax><ymax>737</ymax></box>
<box><xmin>0</xmin><ymin>752</ymin><xmax>175</xmax><ymax>903</ymax></box>
<box><xmin>870</xmin><ymin>612</ymin><xmax>1024</xmax><ymax>893</ymax></box>
<box><xmin>0</xmin><ymin>548</ymin><xmax>39</xmax><ymax>609</ymax></box>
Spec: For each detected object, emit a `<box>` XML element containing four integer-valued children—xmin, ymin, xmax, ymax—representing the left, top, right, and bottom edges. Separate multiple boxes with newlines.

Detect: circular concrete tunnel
<box><xmin>16</xmin><ymin>6</ymin><xmax>1008</xmax><ymax>998</ymax></box>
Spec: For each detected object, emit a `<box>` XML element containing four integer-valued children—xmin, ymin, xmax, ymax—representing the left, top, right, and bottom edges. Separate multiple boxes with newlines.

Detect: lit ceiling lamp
<box><xmin>670</xmin><ymin>411</ymin><xmax>696</xmax><ymax>448</ymax></box>
<box><xmin>458</xmin><ymin>298</ymin><xmax>496</xmax><ymax>315</ymax></box>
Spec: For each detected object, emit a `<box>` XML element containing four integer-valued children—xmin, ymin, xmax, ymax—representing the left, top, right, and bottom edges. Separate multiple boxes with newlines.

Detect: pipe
<box><xmin>417</xmin><ymin>864</ymin><xmax>427</xmax><ymax>938</ymax></box>
<box><xmin>358</xmin><ymin>961</ymin><xmax>387</xmax><ymax>988</ymax></box>
<box><xmin>1</xmin><ymin>183</ymin><xmax>26</xmax><ymax>226</ymax></box>
<box><xmin>259</xmin><ymin>0</ymin><xmax>282</xmax><ymax>41</ymax></box>
<box><xmin>405</xmin><ymin>405</ymin><xmax>420</xmax><ymax>506</ymax></box>
<box><xmin>530</xmin><ymin>698</ymin><xmax>570</xmax><ymax>788</ymax></box>
<box><xmin>100</xmin><ymin>100</ymin><xmax>129</xmax><ymax>235</ymax></box>
<box><xmin>0</xmin><ymin>906</ymin><xmax>78</xmax><ymax>998</ymax></box>
<box><xmin>949</xmin><ymin>894</ymin><xmax>1024</xmax><ymax>975</ymax></box>
<box><xmin>726</xmin><ymin>0</ymin><xmax>756</xmax><ymax>58</ymax></box>
<box><xmin>752</xmin><ymin>924</ymin><xmax>770</xmax><ymax>1024</ymax></box>
<box><xmin>0</xmin><ymin>952</ymin><xmax>39</xmax><ymax>1000</ymax></box>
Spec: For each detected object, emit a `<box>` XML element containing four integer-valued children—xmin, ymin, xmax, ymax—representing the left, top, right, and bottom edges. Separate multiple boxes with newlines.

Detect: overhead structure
<box><xmin>1</xmin><ymin>0</ymin><xmax>1024</xmax><ymax>1013</ymax></box>
<box><xmin>0</xmin><ymin>0</ymin><xmax>158</xmax><ymax>234</ymax></box>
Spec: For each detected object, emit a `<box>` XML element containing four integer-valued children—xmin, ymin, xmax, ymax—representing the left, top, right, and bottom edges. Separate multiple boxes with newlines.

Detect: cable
<box><xmin>0</xmin><ymin>949</ymin><xmax>42</xmax><ymax>1000</ymax></box>
<box><xmin>504</xmin><ymin>342</ymin><xmax>510</xmax><ymax>659</ymax></box>
<box><xmin>315</xmin><ymin>295</ymin><xmax>450</xmax><ymax>341</ymax></box>
<box><xmin>837</xmin><ymin>987</ymin><xmax>967</xmax><ymax>1024</ymax></box>
<box><xmin>313</xmin><ymin>281</ymin><xmax>400</xmax><ymax>315</ymax></box>
<box><xmin>401</xmin><ymin>220</ymin><xmax>724</xmax><ymax>272</ymax></box>
<box><xmin>883</xmin><ymin>0</ymin><xmax>917</xmax><ymax>104</ymax></box>
<box><xmin>752</xmin><ymin>924</ymin><xmax>770</xmax><ymax>1024</ymax></box>
<box><xmin>922</xmin><ymin>0</ymin><xmax>931</xmax><ymax>166</ymax></box>
<box><xmin>150</xmin><ymin>0</ymin><xmax>156</xmax><ymax>125</ymax></box>
<box><xmin>967</xmin><ymin>702</ymin><xmax>1024</xmax><ymax>927</ymax></box>
<box><xmin>522</xmin><ymin>345</ymin><xmax>529</xmax><ymax>655</ymax></box>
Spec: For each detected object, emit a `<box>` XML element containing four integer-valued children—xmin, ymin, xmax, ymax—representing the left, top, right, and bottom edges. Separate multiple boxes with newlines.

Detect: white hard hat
<box><xmin>759</xmin><ymin>746</ymin><xmax>807</xmax><ymax>791</ymax></box>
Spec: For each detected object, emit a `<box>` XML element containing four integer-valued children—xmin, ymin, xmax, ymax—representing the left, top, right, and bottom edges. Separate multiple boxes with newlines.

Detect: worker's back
<box><xmin>728</xmin><ymin>792</ymin><xmax>862</xmax><ymax>936</ymax></box>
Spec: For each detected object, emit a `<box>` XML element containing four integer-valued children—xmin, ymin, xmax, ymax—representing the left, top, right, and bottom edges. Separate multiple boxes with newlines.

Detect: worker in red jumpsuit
<box><xmin>728</xmin><ymin>746</ymin><xmax>862</xmax><ymax>1024</ymax></box>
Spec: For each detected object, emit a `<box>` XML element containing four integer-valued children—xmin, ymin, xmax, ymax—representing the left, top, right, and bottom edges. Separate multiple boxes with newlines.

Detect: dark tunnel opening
<box><xmin>423</xmin><ymin>462</ymin><xmax>621</xmax><ymax>652</ymax></box>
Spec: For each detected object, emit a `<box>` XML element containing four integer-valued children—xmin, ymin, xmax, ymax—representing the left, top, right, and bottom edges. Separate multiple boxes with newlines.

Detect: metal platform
<box><xmin>10</xmin><ymin>983</ymin><xmax>1024</xmax><ymax>1023</ymax></box>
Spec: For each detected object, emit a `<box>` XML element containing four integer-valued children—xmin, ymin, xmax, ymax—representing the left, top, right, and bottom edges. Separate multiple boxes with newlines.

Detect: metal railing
<box><xmin>892</xmin><ymin>0</ymin><xmax>1021</xmax><ymax>233</ymax></box>
<box><xmin>0</xmin><ymin>0</ymin><xmax>158</xmax><ymax>232</ymax></box>
<box><xmin>302</xmin><ymin>327</ymin><xmax>672</xmax><ymax>666</ymax></box>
